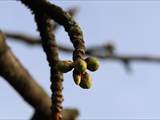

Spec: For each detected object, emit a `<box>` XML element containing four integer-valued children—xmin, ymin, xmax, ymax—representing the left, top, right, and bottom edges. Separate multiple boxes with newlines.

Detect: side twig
<box><xmin>5</xmin><ymin>32</ymin><xmax>160</xmax><ymax>64</ymax></box>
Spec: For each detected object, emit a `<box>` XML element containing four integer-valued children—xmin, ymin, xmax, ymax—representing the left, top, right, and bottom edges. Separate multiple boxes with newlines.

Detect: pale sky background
<box><xmin>1</xmin><ymin>1</ymin><xmax>160</xmax><ymax>119</ymax></box>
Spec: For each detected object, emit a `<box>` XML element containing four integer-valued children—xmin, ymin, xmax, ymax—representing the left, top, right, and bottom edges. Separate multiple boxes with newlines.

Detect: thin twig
<box><xmin>19</xmin><ymin>0</ymin><xmax>88</xmax><ymax>119</ymax></box>
<box><xmin>20</xmin><ymin>0</ymin><xmax>65</xmax><ymax>119</ymax></box>
<box><xmin>5</xmin><ymin>31</ymin><xmax>160</xmax><ymax>63</ymax></box>
<box><xmin>34</xmin><ymin>14</ymin><xmax>64</xmax><ymax>120</ymax></box>
<box><xmin>5</xmin><ymin>31</ymin><xmax>73</xmax><ymax>52</ymax></box>
<box><xmin>19</xmin><ymin>0</ymin><xmax>86</xmax><ymax>61</ymax></box>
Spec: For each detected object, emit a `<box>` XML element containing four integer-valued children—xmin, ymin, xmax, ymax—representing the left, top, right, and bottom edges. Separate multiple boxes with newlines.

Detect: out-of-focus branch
<box><xmin>31</xmin><ymin>109</ymin><xmax>79</xmax><ymax>120</ymax></box>
<box><xmin>0</xmin><ymin>31</ymin><xmax>79</xmax><ymax>120</ymax></box>
<box><xmin>6</xmin><ymin>32</ymin><xmax>41</xmax><ymax>45</ymax></box>
<box><xmin>5</xmin><ymin>31</ymin><xmax>73</xmax><ymax>52</ymax></box>
<box><xmin>5</xmin><ymin>31</ymin><xmax>160</xmax><ymax>64</ymax></box>
<box><xmin>0</xmin><ymin>31</ymin><xmax>51</xmax><ymax>119</ymax></box>
<box><xmin>62</xmin><ymin>109</ymin><xmax>79</xmax><ymax>120</ymax></box>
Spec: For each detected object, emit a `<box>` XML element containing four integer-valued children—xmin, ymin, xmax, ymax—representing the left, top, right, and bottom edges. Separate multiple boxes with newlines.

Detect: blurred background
<box><xmin>1</xmin><ymin>1</ymin><xmax>160</xmax><ymax>119</ymax></box>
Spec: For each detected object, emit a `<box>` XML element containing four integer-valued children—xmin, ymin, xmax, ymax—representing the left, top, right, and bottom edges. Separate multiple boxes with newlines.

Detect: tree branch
<box><xmin>0</xmin><ymin>31</ymin><xmax>79</xmax><ymax>120</ymax></box>
<box><xmin>34</xmin><ymin>14</ymin><xmax>64</xmax><ymax>120</ymax></box>
<box><xmin>5</xmin><ymin>31</ymin><xmax>160</xmax><ymax>64</ymax></box>
<box><xmin>5</xmin><ymin>31</ymin><xmax>73</xmax><ymax>52</ymax></box>
<box><xmin>19</xmin><ymin>0</ymin><xmax>86</xmax><ymax>61</ymax></box>
<box><xmin>0</xmin><ymin>31</ymin><xmax>51</xmax><ymax>119</ymax></box>
<box><xmin>52</xmin><ymin>7</ymin><xmax>79</xmax><ymax>31</ymax></box>
<box><xmin>19</xmin><ymin>0</ymin><xmax>88</xmax><ymax>119</ymax></box>
<box><xmin>20</xmin><ymin>0</ymin><xmax>66</xmax><ymax>119</ymax></box>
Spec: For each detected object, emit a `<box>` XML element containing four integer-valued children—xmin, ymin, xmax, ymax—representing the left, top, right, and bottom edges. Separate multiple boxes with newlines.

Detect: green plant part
<box><xmin>56</xmin><ymin>60</ymin><xmax>73</xmax><ymax>73</ymax></box>
<box><xmin>85</xmin><ymin>57</ymin><xmax>99</xmax><ymax>71</ymax></box>
<box><xmin>79</xmin><ymin>72</ymin><xmax>92</xmax><ymax>89</ymax></box>
<box><xmin>74</xmin><ymin>59</ymin><xmax>87</xmax><ymax>73</ymax></box>
<box><xmin>73</xmin><ymin>70</ymin><xmax>81</xmax><ymax>85</ymax></box>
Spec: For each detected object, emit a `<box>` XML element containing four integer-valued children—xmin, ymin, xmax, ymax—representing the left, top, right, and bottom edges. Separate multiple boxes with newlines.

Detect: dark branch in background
<box><xmin>6</xmin><ymin>31</ymin><xmax>160</xmax><ymax>64</ymax></box>
<box><xmin>0</xmin><ymin>31</ymin><xmax>79</xmax><ymax>120</ymax></box>
<box><xmin>4</xmin><ymin>6</ymin><xmax>78</xmax><ymax>47</ymax></box>
<box><xmin>5</xmin><ymin>31</ymin><xmax>73</xmax><ymax>52</ymax></box>
<box><xmin>0</xmin><ymin>31</ymin><xmax>51</xmax><ymax>119</ymax></box>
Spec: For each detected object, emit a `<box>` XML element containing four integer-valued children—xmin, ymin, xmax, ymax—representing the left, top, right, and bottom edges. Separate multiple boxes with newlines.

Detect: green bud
<box><xmin>79</xmin><ymin>72</ymin><xmax>92</xmax><ymax>89</ymax></box>
<box><xmin>85</xmin><ymin>57</ymin><xmax>99</xmax><ymax>71</ymax></box>
<box><xmin>73</xmin><ymin>70</ymin><xmax>81</xmax><ymax>85</ymax></box>
<box><xmin>56</xmin><ymin>60</ymin><xmax>73</xmax><ymax>73</ymax></box>
<box><xmin>74</xmin><ymin>59</ymin><xmax>87</xmax><ymax>73</ymax></box>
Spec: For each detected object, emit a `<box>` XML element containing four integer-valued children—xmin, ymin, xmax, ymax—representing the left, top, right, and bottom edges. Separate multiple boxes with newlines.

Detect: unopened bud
<box><xmin>79</xmin><ymin>72</ymin><xmax>92</xmax><ymax>89</ymax></box>
<box><xmin>56</xmin><ymin>60</ymin><xmax>73</xmax><ymax>73</ymax></box>
<box><xmin>74</xmin><ymin>59</ymin><xmax>87</xmax><ymax>73</ymax></box>
<box><xmin>73</xmin><ymin>70</ymin><xmax>81</xmax><ymax>85</ymax></box>
<box><xmin>85</xmin><ymin>57</ymin><xmax>99</xmax><ymax>71</ymax></box>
